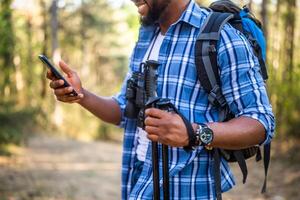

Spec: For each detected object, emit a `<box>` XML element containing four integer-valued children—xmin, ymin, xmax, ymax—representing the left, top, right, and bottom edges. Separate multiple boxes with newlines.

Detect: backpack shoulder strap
<box><xmin>195</xmin><ymin>12</ymin><xmax>233</xmax><ymax>111</ymax></box>
<box><xmin>196</xmin><ymin>12</ymin><xmax>235</xmax><ymax>200</ymax></box>
<box><xmin>262</xmin><ymin>143</ymin><xmax>271</xmax><ymax>193</ymax></box>
<box><xmin>195</xmin><ymin>10</ymin><xmax>272</xmax><ymax>199</ymax></box>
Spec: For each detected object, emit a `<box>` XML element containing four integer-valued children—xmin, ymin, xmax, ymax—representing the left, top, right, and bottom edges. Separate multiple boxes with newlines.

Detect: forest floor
<box><xmin>0</xmin><ymin>135</ymin><xmax>299</xmax><ymax>200</ymax></box>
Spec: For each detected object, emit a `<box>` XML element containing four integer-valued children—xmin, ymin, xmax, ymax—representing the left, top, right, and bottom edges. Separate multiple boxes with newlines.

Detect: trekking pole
<box><xmin>152</xmin><ymin>141</ymin><xmax>160</xmax><ymax>200</ymax></box>
<box><xmin>144</xmin><ymin>60</ymin><xmax>160</xmax><ymax>200</ymax></box>
<box><xmin>145</xmin><ymin>61</ymin><xmax>171</xmax><ymax>200</ymax></box>
<box><xmin>162</xmin><ymin>143</ymin><xmax>169</xmax><ymax>200</ymax></box>
<box><xmin>156</xmin><ymin>99</ymin><xmax>172</xmax><ymax>200</ymax></box>
<box><xmin>145</xmin><ymin>98</ymin><xmax>172</xmax><ymax>200</ymax></box>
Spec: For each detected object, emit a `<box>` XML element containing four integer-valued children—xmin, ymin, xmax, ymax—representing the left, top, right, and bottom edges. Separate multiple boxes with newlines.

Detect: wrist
<box><xmin>78</xmin><ymin>88</ymin><xmax>88</xmax><ymax>105</ymax></box>
<box><xmin>182</xmin><ymin>121</ymin><xmax>198</xmax><ymax>151</ymax></box>
<box><xmin>183</xmin><ymin>123</ymin><xmax>200</xmax><ymax>151</ymax></box>
<box><xmin>192</xmin><ymin>123</ymin><xmax>198</xmax><ymax>133</ymax></box>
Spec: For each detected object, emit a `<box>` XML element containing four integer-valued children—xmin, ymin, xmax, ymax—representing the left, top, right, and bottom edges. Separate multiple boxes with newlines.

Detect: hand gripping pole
<box><xmin>146</xmin><ymin>97</ymin><xmax>174</xmax><ymax>200</ymax></box>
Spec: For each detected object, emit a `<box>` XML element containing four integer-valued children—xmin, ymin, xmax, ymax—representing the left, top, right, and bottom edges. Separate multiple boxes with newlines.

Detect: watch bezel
<box><xmin>199</xmin><ymin>126</ymin><xmax>214</xmax><ymax>145</ymax></box>
<box><xmin>191</xmin><ymin>123</ymin><xmax>214</xmax><ymax>149</ymax></box>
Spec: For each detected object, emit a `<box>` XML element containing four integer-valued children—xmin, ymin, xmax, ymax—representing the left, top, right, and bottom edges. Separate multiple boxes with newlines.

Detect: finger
<box><xmin>66</xmin><ymin>91</ymin><xmax>83</xmax><ymax>98</ymax></box>
<box><xmin>69</xmin><ymin>99</ymin><xmax>83</xmax><ymax>104</ymax></box>
<box><xmin>57</xmin><ymin>93</ymin><xmax>84</xmax><ymax>102</ymax></box>
<box><xmin>145</xmin><ymin>108</ymin><xmax>166</xmax><ymax>119</ymax></box>
<box><xmin>49</xmin><ymin>79</ymin><xmax>65</xmax><ymax>89</ymax></box>
<box><xmin>145</xmin><ymin>126</ymin><xmax>160</xmax><ymax>135</ymax></box>
<box><xmin>54</xmin><ymin>87</ymin><xmax>74</xmax><ymax>96</ymax></box>
<box><xmin>147</xmin><ymin>134</ymin><xmax>159</xmax><ymax>142</ymax></box>
<box><xmin>58</xmin><ymin>98</ymin><xmax>81</xmax><ymax>104</ymax></box>
<box><xmin>144</xmin><ymin>117</ymin><xmax>161</xmax><ymax>127</ymax></box>
<box><xmin>59</xmin><ymin>60</ymin><xmax>74</xmax><ymax>76</ymax></box>
<box><xmin>46</xmin><ymin>70</ymin><xmax>56</xmax><ymax>80</ymax></box>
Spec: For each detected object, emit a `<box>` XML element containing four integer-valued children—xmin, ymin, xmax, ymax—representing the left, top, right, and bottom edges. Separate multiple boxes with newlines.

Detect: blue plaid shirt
<box><xmin>113</xmin><ymin>1</ymin><xmax>275</xmax><ymax>199</ymax></box>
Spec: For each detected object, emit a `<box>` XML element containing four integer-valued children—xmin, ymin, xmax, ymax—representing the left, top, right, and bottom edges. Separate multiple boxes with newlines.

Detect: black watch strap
<box><xmin>180</xmin><ymin>115</ymin><xmax>197</xmax><ymax>151</ymax></box>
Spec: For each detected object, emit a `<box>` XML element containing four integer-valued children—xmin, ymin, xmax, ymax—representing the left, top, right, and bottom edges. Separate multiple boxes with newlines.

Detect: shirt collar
<box><xmin>140</xmin><ymin>0</ymin><xmax>207</xmax><ymax>32</ymax></box>
<box><xmin>176</xmin><ymin>0</ymin><xmax>206</xmax><ymax>29</ymax></box>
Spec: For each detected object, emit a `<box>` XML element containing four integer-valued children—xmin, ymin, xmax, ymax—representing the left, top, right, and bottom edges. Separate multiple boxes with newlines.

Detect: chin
<box><xmin>140</xmin><ymin>12</ymin><xmax>160</xmax><ymax>26</ymax></box>
<box><xmin>140</xmin><ymin>16</ymin><xmax>155</xmax><ymax>26</ymax></box>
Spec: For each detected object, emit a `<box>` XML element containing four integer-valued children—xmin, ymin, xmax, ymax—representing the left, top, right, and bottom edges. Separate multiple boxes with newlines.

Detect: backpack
<box><xmin>195</xmin><ymin>1</ymin><xmax>271</xmax><ymax>199</ymax></box>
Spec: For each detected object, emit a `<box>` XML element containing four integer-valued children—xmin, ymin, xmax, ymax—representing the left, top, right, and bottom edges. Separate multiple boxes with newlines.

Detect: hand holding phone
<box><xmin>40</xmin><ymin>55</ymin><xmax>84</xmax><ymax>104</ymax></box>
<box><xmin>39</xmin><ymin>55</ymin><xmax>78</xmax><ymax>97</ymax></box>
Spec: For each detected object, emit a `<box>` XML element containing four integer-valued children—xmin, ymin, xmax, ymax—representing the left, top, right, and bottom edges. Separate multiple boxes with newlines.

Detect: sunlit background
<box><xmin>0</xmin><ymin>0</ymin><xmax>300</xmax><ymax>199</ymax></box>
<box><xmin>2</xmin><ymin>0</ymin><xmax>140</xmax><ymax>142</ymax></box>
<box><xmin>1</xmin><ymin>0</ymin><xmax>299</xmax><ymax>141</ymax></box>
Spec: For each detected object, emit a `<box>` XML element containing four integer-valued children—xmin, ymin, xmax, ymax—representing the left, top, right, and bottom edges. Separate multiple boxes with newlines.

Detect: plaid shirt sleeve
<box><xmin>112</xmin><ymin>64</ymin><xmax>132</xmax><ymax>128</ymax></box>
<box><xmin>217</xmin><ymin>24</ymin><xmax>275</xmax><ymax>145</ymax></box>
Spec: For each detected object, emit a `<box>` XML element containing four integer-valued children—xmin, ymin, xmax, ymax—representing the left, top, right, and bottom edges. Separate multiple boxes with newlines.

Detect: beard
<box><xmin>140</xmin><ymin>0</ymin><xmax>171</xmax><ymax>26</ymax></box>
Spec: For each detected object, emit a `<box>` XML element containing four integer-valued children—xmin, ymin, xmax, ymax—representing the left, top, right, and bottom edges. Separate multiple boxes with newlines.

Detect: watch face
<box><xmin>200</xmin><ymin>127</ymin><xmax>213</xmax><ymax>145</ymax></box>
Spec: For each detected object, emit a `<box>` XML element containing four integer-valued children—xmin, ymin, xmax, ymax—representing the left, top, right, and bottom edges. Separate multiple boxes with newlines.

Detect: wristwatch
<box><xmin>195</xmin><ymin>123</ymin><xmax>214</xmax><ymax>149</ymax></box>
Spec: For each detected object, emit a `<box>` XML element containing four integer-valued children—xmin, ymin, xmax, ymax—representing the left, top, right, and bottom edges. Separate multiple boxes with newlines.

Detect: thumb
<box><xmin>59</xmin><ymin>60</ymin><xmax>73</xmax><ymax>76</ymax></box>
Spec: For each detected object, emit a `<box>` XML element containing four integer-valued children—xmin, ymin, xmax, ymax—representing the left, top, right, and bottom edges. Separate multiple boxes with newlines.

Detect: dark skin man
<box><xmin>47</xmin><ymin>0</ymin><xmax>266</xmax><ymax>150</ymax></box>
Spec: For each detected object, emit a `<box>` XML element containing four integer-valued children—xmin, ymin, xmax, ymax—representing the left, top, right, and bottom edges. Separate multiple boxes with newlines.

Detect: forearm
<box><xmin>79</xmin><ymin>88</ymin><xmax>122</xmax><ymax>125</ymax></box>
<box><xmin>204</xmin><ymin>116</ymin><xmax>266</xmax><ymax>150</ymax></box>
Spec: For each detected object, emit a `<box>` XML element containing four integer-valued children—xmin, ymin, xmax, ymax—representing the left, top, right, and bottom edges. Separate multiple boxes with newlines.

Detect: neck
<box><xmin>158</xmin><ymin>0</ymin><xmax>190</xmax><ymax>34</ymax></box>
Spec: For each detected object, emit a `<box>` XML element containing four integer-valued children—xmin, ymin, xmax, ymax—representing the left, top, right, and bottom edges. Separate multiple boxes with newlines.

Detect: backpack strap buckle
<box><xmin>208</xmin><ymin>45</ymin><xmax>217</xmax><ymax>53</ymax></box>
<box><xmin>246</xmin><ymin>34</ymin><xmax>260</xmax><ymax>52</ymax></box>
<box><xmin>208</xmin><ymin>85</ymin><xmax>227</xmax><ymax>107</ymax></box>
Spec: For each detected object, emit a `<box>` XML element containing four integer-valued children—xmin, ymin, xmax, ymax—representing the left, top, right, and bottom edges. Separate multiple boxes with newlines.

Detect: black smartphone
<box><xmin>38</xmin><ymin>54</ymin><xmax>78</xmax><ymax>97</ymax></box>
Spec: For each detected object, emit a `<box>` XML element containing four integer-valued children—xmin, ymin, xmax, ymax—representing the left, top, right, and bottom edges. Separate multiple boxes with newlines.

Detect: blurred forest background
<box><xmin>0</xmin><ymin>0</ymin><xmax>140</xmax><ymax>146</ymax></box>
<box><xmin>0</xmin><ymin>0</ymin><xmax>300</xmax><ymax>146</ymax></box>
<box><xmin>0</xmin><ymin>0</ymin><xmax>299</xmax><ymax>146</ymax></box>
<box><xmin>0</xmin><ymin>0</ymin><xmax>300</xmax><ymax>199</ymax></box>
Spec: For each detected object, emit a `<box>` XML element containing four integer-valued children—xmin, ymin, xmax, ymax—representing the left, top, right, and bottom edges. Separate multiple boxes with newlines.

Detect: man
<box><xmin>47</xmin><ymin>0</ymin><xmax>275</xmax><ymax>199</ymax></box>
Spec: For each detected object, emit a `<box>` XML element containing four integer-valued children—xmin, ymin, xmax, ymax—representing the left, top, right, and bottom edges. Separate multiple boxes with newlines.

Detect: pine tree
<box><xmin>0</xmin><ymin>0</ymin><xmax>15</xmax><ymax>98</ymax></box>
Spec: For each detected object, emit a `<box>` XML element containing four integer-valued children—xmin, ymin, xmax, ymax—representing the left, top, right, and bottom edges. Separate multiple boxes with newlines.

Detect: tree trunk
<box><xmin>261</xmin><ymin>0</ymin><xmax>268</xmax><ymax>38</ymax></box>
<box><xmin>40</xmin><ymin>0</ymin><xmax>49</xmax><ymax>99</ymax></box>
<box><xmin>273</xmin><ymin>0</ymin><xmax>281</xmax><ymax>77</ymax></box>
<box><xmin>0</xmin><ymin>0</ymin><xmax>15</xmax><ymax>99</ymax></box>
<box><xmin>80</xmin><ymin>0</ymin><xmax>90</xmax><ymax>78</ymax></box>
<box><xmin>50</xmin><ymin>0</ymin><xmax>63</xmax><ymax>126</ymax></box>
<box><xmin>50</xmin><ymin>0</ymin><xmax>59</xmax><ymax>58</ymax></box>
<box><xmin>248</xmin><ymin>0</ymin><xmax>253</xmax><ymax>11</ymax></box>
<box><xmin>26</xmin><ymin>15</ymin><xmax>33</xmax><ymax>96</ymax></box>
<box><xmin>283</xmin><ymin>0</ymin><xmax>296</xmax><ymax>82</ymax></box>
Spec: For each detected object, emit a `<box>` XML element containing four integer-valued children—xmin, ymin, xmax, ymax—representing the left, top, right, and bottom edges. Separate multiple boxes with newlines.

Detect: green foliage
<box><xmin>0</xmin><ymin>106</ymin><xmax>39</xmax><ymax>145</ymax></box>
<box><xmin>0</xmin><ymin>0</ymin><xmax>14</xmax><ymax>58</ymax></box>
<box><xmin>0</xmin><ymin>0</ymin><xmax>15</xmax><ymax>95</ymax></box>
<box><xmin>0</xmin><ymin>0</ymin><xmax>299</xmax><ymax>145</ymax></box>
<box><xmin>0</xmin><ymin>0</ymin><xmax>138</xmax><ymax>144</ymax></box>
